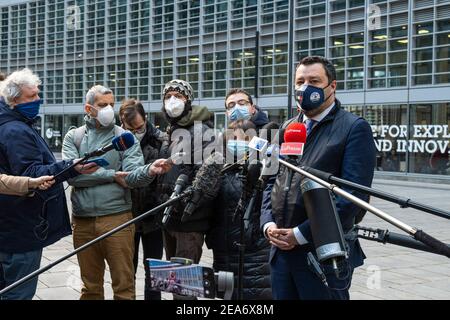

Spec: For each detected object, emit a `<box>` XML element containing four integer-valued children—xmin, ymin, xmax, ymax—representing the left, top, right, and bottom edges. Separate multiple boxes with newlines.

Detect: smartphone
<box><xmin>83</xmin><ymin>157</ymin><xmax>110</xmax><ymax>167</ymax></box>
<box><xmin>146</xmin><ymin>258</ymin><xmax>216</xmax><ymax>299</ymax></box>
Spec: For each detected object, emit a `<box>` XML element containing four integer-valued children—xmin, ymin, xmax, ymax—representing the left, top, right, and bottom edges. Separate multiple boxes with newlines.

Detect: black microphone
<box><xmin>181</xmin><ymin>152</ymin><xmax>223</xmax><ymax>223</ymax></box>
<box><xmin>162</xmin><ymin>174</ymin><xmax>189</xmax><ymax>226</ymax></box>
<box><xmin>300</xmin><ymin>166</ymin><xmax>333</xmax><ymax>182</ymax></box>
<box><xmin>220</xmin><ymin>155</ymin><xmax>247</xmax><ymax>174</ymax></box>
<box><xmin>241</xmin><ymin>162</ymin><xmax>262</xmax><ymax>229</ymax></box>
<box><xmin>301</xmin><ymin>177</ymin><xmax>348</xmax><ymax>277</ymax></box>
<box><xmin>50</xmin><ymin>132</ymin><xmax>136</xmax><ymax>184</ymax></box>
<box><xmin>244</xmin><ymin>162</ymin><xmax>262</xmax><ymax>193</ymax></box>
<box><xmin>83</xmin><ymin>132</ymin><xmax>135</xmax><ymax>158</ymax></box>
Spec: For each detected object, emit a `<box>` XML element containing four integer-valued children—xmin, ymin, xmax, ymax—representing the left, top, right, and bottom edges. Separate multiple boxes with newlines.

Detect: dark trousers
<box><xmin>270</xmin><ymin>249</ymin><xmax>353</xmax><ymax>300</ymax></box>
<box><xmin>163</xmin><ymin>230</ymin><xmax>204</xmax><ymax>264</ymax></box>
<box><xmin>133</xmin><ymin>229</ymin><xmax>164</xmax><ymax>300</ymax></box>
<box><xmin>0</xmin><ymin>249</ymin><xmax>42</xmax><ymax>300</ymax></box>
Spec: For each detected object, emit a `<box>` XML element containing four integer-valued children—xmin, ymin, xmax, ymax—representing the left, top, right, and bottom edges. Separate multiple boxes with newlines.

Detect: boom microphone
<box><xmin>83</xmin><ymin>132</ymin><xmax>135</xmax><ymax>158</ymax></box>
<box><xmin>301</xmin><ymin>178</ymin><xmax>348</xmax><ymax>276</ymax></box>
<box><xmin>181</xmin><ymin>152</ymin><xmax>223</xmax><ymax>222</ymax></box>
<box><xmin>162</xmin><ymin>174</ymin><xmax>189</xmax><ymax>226</ymax></box>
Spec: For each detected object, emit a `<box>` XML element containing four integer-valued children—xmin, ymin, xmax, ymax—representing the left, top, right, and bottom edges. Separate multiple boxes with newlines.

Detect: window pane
<box><xmin>370</xmin><ymin>41</ymin><xmax>386</xmax><ymax>53</ymax></box>
<box><xmin>390</xmin><ymin>25</ymin><xmax>408</xmax><ymax>38</ymax></box>
<box><xmin>413</xmin><ymin>75</ymin><xmax>432</xmax><ymax>85</ymax></box>
<box><xmin>414</xmin><ymin>48</ymin><xmax>433</xmax><ymax>61</ymax></box>
<box><xmin>389</xmin><ymin>65</ymin><xmax>407</xmax><ymax>77</ymax></box>
<box><xmin>436</xmin><ymin>46</ymin><xmax>450</xmax><ymax>59</ymax></box>
<box><xmin>435</xmin><ymin>60</ymin><xmax>450</xmax><ymax>73</ymax></box>
<box><xmin>370</xmin><ymin>54</ymin><xmax>386</xmax><ymax>65</ymax></box>
<box><xmin>435</xmin><ymin>74</ymin><xmax>450</xmax><ymax>84</ymax></box>
<box><xmin>348</xmin><ymin>56</ymin><xmax>364</xmax><ymax>68</ymax></box>
<box><xmin>389</xmin><ymin>51</ymin><xmax>407</xmax><ymax>63</ymax></box>
<box><xmin>390</xmin><ymin>38</ymin><xmax>408</xmax><ymax>51</ymax></box>
<box><xmin>368</xmin><ymin>105</ymin><xmax>408</xmax><ymax>173</ymax></box>
<box><xmin>388</xmin><ymin>77</ymin><xmax>406</xmax><ymax>87</ymax></box>
<box><xmin>415</xmin><ymin>35</ymin><xmax>433</xmax><ymax>48</ymax></box>
<box><xmin>409</xmin><ymin>103</ymin><xmax>450</xmax><ymax>175</ymax></box>
<box><xmin>414</xmin><ymin>62</ymin><xmax>432</xmax><ymax>74</ymax></box>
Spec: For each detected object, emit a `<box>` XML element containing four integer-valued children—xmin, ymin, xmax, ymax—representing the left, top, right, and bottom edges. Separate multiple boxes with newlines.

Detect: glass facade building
<box><xmin>0</xmin><ymin>0</ymin><xmax>449</xmax><ymax>177</ymax></box>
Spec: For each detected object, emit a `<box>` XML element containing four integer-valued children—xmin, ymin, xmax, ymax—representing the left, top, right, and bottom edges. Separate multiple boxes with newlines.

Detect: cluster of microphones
<box><xmin>69</xmin><ymin>127</ymin><xmax>348</xmax><ymax>280</ymax></box>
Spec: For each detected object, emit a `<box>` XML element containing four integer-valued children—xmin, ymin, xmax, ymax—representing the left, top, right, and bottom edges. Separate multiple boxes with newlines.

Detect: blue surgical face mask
<box><xmin>229</xmin><ymin>104</ymin><xmax>251</xmax><ymax>122</ymax></box>
<box><xmin>295</xmin><ymin>83</ymin><xmax>331</xmax><ymax>112</ymax></box>
<box><xmin>227</xmin><ymin>140</ymin><xmax>249</xmax><ymax>159</ymax></box>
<box><xmin>15</xmin><ymin>99</ymin><xmax>43</xmax><ymax>119</ymax></box>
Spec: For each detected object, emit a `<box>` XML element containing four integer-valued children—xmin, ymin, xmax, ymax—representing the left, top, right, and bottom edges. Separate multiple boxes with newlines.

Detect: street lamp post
<box><xmin>287</xmin><ymin>0</ymin><xmax>295</xmax><ymax>119</ymax></box>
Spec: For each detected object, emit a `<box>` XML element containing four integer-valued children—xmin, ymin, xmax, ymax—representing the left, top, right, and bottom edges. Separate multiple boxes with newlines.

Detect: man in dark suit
<box><xmin>260</xmin><ymin>56</ymin><xmax>376</xmax><ymax>300</ymax></box>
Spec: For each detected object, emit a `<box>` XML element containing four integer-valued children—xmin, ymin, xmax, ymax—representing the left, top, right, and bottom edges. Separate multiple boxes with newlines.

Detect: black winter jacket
<box><xmin>130</xmin><ymin>122</ymin><xmax>167</xmax><ymax>234</ymax></box>
<box><xmin>157</xmin><ymin>105</ymin><xmax>216</xmax><ymax>233</ymax></box>
<box><xmin>250</xmin><ymin>106</ymin><xmax>269</xmax><ymax>131</ymax></box>
<box><xmin>206</xmin><ymin>165</ymin><xmax>272</xmax><ymax>300</ymax></box>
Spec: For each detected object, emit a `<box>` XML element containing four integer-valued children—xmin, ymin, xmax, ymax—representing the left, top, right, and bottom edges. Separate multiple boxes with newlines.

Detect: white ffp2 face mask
<box><xmin>164</xmin><ymin>96</ymin><xmax>185</xmax><ymax>118</ymax></box>
<box><xmin>93</xmin><ymin>105</ymin><xmax>115</xmax><ymax>127</ymax></box>
<box><xmin>135</xmin><ymin>130</ymin><xmax>146</xmax><ymax>141</ymax></box>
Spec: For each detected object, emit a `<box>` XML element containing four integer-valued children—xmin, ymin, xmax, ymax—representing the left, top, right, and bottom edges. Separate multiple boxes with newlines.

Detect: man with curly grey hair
<box><xmin>0</xmin><ymin>68</ymin><xmax>98</xmax><ymax>300</ymax></box>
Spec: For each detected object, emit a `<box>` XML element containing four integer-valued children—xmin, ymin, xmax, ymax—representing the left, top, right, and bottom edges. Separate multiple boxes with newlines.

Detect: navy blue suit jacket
<box><xmin>260</xmin><ymin>100</ymin><xmax>376</xmax><ymax>267</ymax></box>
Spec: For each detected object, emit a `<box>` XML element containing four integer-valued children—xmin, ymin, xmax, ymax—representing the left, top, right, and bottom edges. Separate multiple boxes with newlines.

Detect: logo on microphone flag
<box><xmin>280</xmin><ymin>142</ymin><xmax>304</xmax><ymax>156</ymax></box>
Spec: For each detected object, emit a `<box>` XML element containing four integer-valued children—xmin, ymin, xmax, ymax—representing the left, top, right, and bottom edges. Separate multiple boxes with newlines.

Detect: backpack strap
<box><xmin>73</xmin><ymin>125</ymin><xmax>127</xmax><ymax>161</ymax></box>
<box><xmin>114</xmin><ymin>125</ymin><xmax>126</xmax><ymax>136</ymax></box>
<box><xmin>73</xmin><ymin>125</ymin><xmax>87</xmax><ymax>152</ymax></box>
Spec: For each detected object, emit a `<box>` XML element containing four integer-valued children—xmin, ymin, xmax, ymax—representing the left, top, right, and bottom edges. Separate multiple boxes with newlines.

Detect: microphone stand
<box><xmin>53</xmin><ymin>138</ymin><xmax>127</xmax><ymax>182</ymax></box>
<box><xmin>232</xmin><ymin>164</ymin><xmax>248</xmax><ymax>301</ymax></box>
<box><xmin>352</xmin><ymin>225</ymin><xmax>450</xmax><ymax>256</ymax></box>
<box><xmin>301</xmin><ymin>166</ymin><xmax>450</xmax><ymax>220</ymax></box>
<box><xmin>0</xmin><ymin>189</ymin><xmax>193</xmax><ymax>297</ymax></box>
<box><xmin>276</xmin><ymin>158</ymin><xmax>450</xmax><ymax>258</ymax></box>
<box><xmin>52</xmin><ymin>145</ymin><xmax>113</xmax><ymax>182</ymax></box>
<box><xmin>51</xmin><ymin>156</ymin><xmax>88</xmax><ymax>182</ymax></box>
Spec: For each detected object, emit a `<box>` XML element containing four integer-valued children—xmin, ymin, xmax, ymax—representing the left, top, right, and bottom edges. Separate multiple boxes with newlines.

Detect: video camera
<box><xmin>145</xmin><ymin>257</ymin><xmax>234</xmax><ymax>300</ymax></box>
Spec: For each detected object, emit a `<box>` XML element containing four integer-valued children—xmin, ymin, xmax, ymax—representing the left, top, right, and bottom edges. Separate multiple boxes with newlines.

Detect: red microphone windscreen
<box><xmin>284</xmin><ymin>122</ymin><xmax>307</xmax><ymax>144</ymax></box>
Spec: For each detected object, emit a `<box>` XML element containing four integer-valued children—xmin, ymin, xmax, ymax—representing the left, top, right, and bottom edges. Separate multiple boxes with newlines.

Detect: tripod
<box><xmin>231</xmin><ymin>164</ymin><xmax>248</xmax><ymax>301</ymax></box>
<box><xmin>232</xmin><ymin>162</ymin><xmax>266</xmax><ymax>300</ymax></box>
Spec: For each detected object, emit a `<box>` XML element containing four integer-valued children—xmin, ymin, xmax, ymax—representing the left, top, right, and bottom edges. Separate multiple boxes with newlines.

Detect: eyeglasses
<box><xmin>125</xmin><ymin>123</ymin><xmax>146</xmax><ymax>134</ymax></box>
<box><xmin>226</xmin><ymin>99</ymin><xmax>250</xmax><ymax>110</ymax></box>
<box><xmin>131</xmin><ymin>126</ymin><xmax>146</xmax><ymax>134</ymax></box>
